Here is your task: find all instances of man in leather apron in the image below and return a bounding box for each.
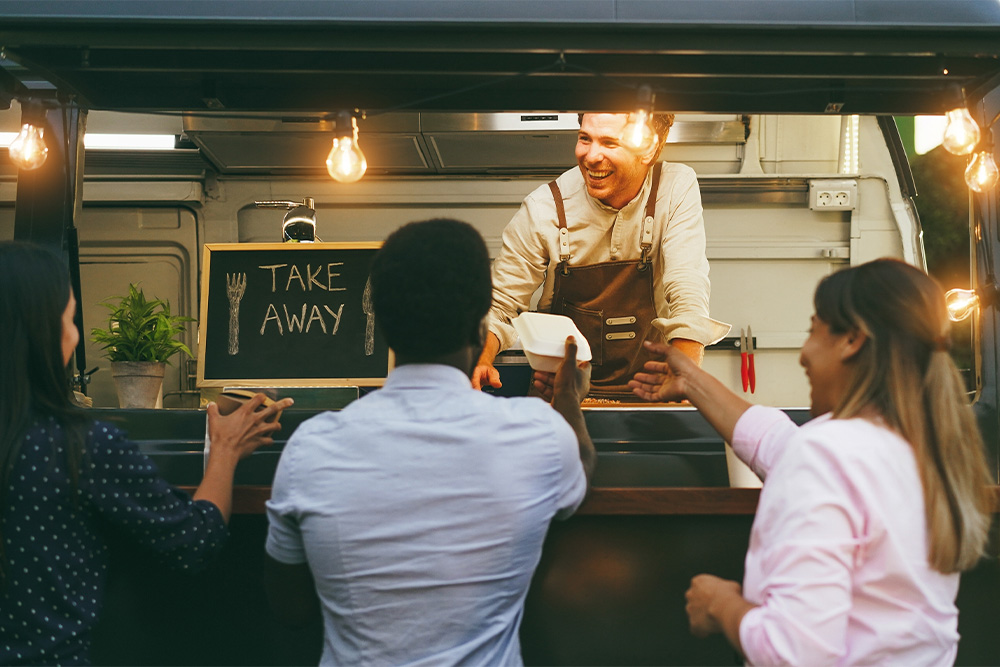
[474,112,729,400]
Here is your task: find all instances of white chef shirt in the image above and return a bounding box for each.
[487,162,729,351]
[266,363,587,666]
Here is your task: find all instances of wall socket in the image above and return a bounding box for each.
[808,179,857,211]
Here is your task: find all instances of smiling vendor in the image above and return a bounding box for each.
[472,112,729,399]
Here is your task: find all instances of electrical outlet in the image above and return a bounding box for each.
[809,179,857,211]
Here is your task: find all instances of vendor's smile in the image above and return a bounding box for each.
[575,114,654,210]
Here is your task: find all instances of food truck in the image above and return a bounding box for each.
[2,1,999,663]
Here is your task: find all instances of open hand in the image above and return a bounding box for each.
[629,340,697,403]
[207,393,295,460]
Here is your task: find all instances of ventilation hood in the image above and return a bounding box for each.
[182,112,745,176]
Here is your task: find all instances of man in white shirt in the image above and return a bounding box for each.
[473,112,728,399]
[263,218,596,666]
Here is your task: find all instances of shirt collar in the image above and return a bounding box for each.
[381,363,474,391]
[590,167,654,214]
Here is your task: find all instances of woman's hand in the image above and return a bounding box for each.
[629,340,697,403]
[685,573,754,656]
[207,394,294,462]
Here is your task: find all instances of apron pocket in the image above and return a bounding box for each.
[559,300,604,366]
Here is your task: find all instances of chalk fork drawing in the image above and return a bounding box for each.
[362,276,375,355]
[227,272,247,355]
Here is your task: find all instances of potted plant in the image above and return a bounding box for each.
[91,284,194,408]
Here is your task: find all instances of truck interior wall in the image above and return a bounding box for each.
[0,115,914,424]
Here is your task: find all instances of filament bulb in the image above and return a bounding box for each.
[965,150,999,193]
[326,114,367,183]
[942,107,980,156]
[621,108,658,156]
[944,288,979,322]
[8,122,48,170]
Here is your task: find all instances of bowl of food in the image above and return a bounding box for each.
[512,312,592,372]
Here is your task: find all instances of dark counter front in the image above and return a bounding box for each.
[87,408,1000,666]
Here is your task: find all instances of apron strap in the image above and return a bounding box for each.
[548,180,572,264]
[639,162,662,268]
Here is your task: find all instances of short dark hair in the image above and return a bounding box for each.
[370,218,492,358]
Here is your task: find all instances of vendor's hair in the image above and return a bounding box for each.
[814,258,992,573]
[0,241,88,584]
[370,218,492,359]
[578,112,675,161]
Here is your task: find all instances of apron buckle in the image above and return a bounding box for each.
[637,245,652,272]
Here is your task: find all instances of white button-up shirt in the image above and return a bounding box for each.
[266,364,587,666]
[487,163,729,351]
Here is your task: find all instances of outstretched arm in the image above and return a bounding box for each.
[196,394,294,522]
[551,337,597,486]
[629,340,750,443]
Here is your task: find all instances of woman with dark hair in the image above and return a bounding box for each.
[630,258,992,665]
[0,241,292,665]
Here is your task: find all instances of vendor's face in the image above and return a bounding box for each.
[576,113,654,210]
[799,315,851,417]
[61,291,79,366]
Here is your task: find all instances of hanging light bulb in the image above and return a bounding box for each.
[965,150,999,193]
[942,107,980,156]
[326,111,367,183]
[621,85,658,156]
[944,288,979,322]
[8,121,48,170]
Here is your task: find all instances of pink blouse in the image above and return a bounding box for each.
[732,405,960,666]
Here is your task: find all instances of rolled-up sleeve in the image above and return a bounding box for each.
[654,167,730,345]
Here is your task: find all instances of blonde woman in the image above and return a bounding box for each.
[630,258,993,665]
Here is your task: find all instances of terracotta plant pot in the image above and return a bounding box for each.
[111,361,166,409]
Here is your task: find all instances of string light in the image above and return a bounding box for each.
[945,288,980,322]
[326,111,367,183]
[942,107,980,156]
[7,101,49,170]
[966,149,999,193]
[621,85,658,156]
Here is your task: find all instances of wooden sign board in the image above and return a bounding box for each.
[197,242,390,387]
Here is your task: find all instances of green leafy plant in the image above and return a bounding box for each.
[90,284,194,363]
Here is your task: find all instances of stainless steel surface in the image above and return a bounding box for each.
[181,112,745,175]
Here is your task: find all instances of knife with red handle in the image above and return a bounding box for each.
[740,327,749,393]
[747,325,756,394]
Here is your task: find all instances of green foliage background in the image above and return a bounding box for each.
[909,144,974,374]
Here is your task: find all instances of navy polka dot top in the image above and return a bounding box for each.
[0,416,228,665]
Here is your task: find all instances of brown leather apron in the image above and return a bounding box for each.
[548,163,662,399]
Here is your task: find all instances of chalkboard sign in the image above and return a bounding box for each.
[197,242,390,387]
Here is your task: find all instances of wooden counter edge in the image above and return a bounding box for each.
[179,486,1000,516]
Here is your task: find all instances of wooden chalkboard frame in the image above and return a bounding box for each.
[197,242,392,388]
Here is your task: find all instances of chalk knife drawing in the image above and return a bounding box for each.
[227,272,247,355]
[362,276,375,355]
